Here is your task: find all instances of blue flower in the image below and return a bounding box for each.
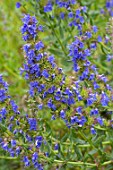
[107,55,113,61]
[0,89,7,102]
[32,152,38,163]
[79,16,84,24]
[11,140,16,147]
[106,1,111,8]
[97,117,103,126]
[60,12,65,19]
[36,53,43,61]
[76,107,82,114]
[16,147,21,156]
[89,73,95,80]
[23,44,31,53]
[71,116,79,124]
[110,10,113,16]
[48,55,55,64]
[54,90,61,101]
[90,108,99,116]
[0,108,7,118]
[90,43,97,49]
[76,9,80,16]
[47,99,56,110]
[42,69,49,78]
[79,116,87,126]
[8,124,13,131]
[60,110,66,119]
[48,86,56,94]
[35,136,43,148]
[9,149,15,157]
[38,25,44,32]
[22,14,31,25]
[1,143,9,151]
[28,118,37,131]
[51,115,56,120]
[16,2,21,8]
[27,49,35,60]
[23,156,30,167]
[92,25,98,33]
[10,100,18,113]
[97,36,102,42]
[44,3,52,12]
[91,127,96,135]
[54,144,59,150]
[93,81,100,90]
[35,41,44,51]
[37,104,43,110]
[70,0,76,5]
[68,12,74,18]
[0,75,8,89]
[85,31,92,39]
[101,92,109,106]
[82,6,87,12]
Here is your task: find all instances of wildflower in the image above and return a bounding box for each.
[32,152,38,163]
[54,144,59,150]
[42,69,49,78]
[23,156,30,167]
[91,127,96,135]
[16,2,21,8]
[28,118,37,131]
[97,36,102,42]
[60,110,66,119]
[44,3,52,12]
[35,41,44,51]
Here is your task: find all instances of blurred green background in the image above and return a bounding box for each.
[0,0,26,99]
[0,1,25,169]
[0,0,113,169]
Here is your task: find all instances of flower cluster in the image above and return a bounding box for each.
[1,1,113,169]
[106,0,113,16]
[20,11,113,139]
[0,74,47,169]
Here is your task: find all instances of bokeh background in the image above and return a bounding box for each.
[0,0,113,169]
[0,1,25,169]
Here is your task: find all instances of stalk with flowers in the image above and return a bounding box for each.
[1,0,113,169]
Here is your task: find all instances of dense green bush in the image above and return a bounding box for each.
[0,0,113,170]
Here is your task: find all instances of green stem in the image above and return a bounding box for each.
[46,14,68,57]
[91,60,110,73]
[3,64,22,80]
[61,140,111,148]
[100,42,111,52]
[78,131,96,149]
[51,136,111,148]
[0,156,112,167]
[102,160,113,166]
[0,156,17,160]
[94,126,106,131]
[54,160,97,167]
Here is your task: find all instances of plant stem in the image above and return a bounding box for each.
[100,42,111,52]
[0,156,17,160]
[46,14,68,57]
[94,126,106,131]
[54,159,97,167]
[102,160,113,166]
[3,64,22,80]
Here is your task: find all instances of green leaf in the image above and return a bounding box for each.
[61,133,69,143]
[94,135,105,146]
[74,146,83,160]
[59,26,64,39]
[49,48,63,57]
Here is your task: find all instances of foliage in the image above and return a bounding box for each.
[0,0,113,170]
